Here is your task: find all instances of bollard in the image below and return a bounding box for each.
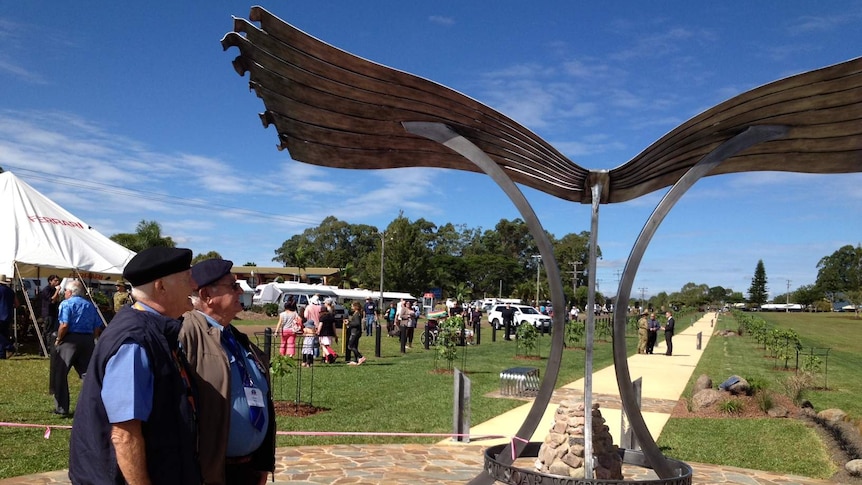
[375,321,382,357]
[620,377,642,450]
[263,327,272,360]
[453,368,471,443]
[696,331,702,350]
[475,321,481,345]
[491,322,497,342]
[424,323,430,350]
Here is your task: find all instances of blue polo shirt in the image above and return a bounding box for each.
[58,295,102,333]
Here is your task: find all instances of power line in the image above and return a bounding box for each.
[5,165,323,227]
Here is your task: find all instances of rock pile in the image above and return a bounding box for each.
[535,399,623,480]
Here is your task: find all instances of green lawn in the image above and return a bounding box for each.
[0,319,635,478]
[658,310,862,479]
[4,310,852,479]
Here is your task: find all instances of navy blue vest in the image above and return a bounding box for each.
[69,306,199,485]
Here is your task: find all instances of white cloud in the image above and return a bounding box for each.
[429,15,455,26]
[788,13,861,35]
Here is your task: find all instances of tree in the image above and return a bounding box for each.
[552,231,593,303]
[110,220,176,252]
[192,251,222,265]
[793,284,822,310]
[748,260,768,306]
[846,289,862,319]
[677,282,709,309]
[815,244,862,300]
[336,262,361,289]
[707,286,729,305]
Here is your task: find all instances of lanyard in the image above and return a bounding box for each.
[221,326,265,431]
[221,326,255,387]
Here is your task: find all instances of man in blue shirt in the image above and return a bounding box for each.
[51,279,103,416]
[69,246,200,485]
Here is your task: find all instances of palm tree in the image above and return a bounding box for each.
[110,220,175,252]
[338,262,361,289]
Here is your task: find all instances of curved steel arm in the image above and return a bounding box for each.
[611,125,789,478]
[403,121,569,485]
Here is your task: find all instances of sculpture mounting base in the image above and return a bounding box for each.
[483,443,693,485]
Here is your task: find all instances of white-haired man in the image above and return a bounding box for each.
[69,247,200,485]
[51,279,103,416]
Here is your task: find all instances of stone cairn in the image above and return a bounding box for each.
[535,399,623,480]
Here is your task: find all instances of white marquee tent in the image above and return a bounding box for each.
[1,171,136,278]
[1,171,136,355]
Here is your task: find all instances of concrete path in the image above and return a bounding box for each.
[453,311,716,448]
[0,312,841,484]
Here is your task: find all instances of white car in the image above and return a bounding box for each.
[487,304,552,332]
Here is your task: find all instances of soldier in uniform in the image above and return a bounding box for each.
[112,279,130,313]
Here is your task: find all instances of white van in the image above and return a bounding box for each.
[266,283,347,320]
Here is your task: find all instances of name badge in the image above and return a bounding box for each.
[244,386,266,407]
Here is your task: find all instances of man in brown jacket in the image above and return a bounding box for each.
[180,259,275,485]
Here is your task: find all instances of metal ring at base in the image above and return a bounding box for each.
[483,443,693,485]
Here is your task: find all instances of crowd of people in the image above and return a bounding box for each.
[4,254,685,484]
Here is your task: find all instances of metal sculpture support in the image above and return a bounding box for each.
[611,124,788,477]
[403,122,568,484]
[223,13,861,479]
[406,122,789,483]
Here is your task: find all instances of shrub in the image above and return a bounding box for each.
[781,371,815,405]
[746,376,768,395]
[263,303,279,316]
[800,353,823,374]
[516,322,539,356]
[756,391,774,413]
[718,398,744,415]
[90,291,109,307]
[435,315,463,371]
[564,319,585,347]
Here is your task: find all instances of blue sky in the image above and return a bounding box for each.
[1,1,860,299]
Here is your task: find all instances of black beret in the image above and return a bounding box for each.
[191,258,234,288]
[123,247,193,286]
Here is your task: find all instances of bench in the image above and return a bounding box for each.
[499,367,540,397]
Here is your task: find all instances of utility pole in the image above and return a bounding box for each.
[639,287,648,309]
[532,255,542,306]
[786,279,791,311]
[569,261,582,297]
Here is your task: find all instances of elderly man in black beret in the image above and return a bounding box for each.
[69,247,200,485]
[180,258,275,485]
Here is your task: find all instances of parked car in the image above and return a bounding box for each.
[278,290,348,321]
[487,304,552,332]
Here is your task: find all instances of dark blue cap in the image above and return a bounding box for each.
[191,258,234,288]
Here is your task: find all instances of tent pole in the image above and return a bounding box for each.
[14,262,48,357]
[74,269,109,328]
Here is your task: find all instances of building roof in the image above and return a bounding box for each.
[230,265,340,278]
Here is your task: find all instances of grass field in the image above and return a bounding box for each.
[0,316,635,479]
[657,310,862,479]
[2,309,855,479]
